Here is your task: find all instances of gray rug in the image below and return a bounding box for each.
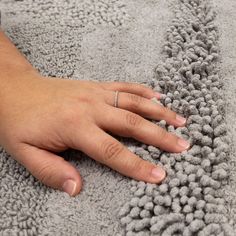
[0,0,236,235]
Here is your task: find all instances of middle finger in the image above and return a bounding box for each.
[96,105,190,153]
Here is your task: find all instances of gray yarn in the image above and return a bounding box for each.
[0,0,235,235]
[119,0,235,235]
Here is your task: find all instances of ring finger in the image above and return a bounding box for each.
[103,90,187,127]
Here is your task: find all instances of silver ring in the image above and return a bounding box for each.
[114,91,119,108]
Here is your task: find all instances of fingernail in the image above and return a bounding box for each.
[62,179,77,196]
[151,166,166,181]
[175,115,186,125]
[154,92,162,99]
[177,138,190,150]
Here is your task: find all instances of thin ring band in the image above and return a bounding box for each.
[114,91,119,108]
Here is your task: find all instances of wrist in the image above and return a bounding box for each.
[0,31,42,98]
[0,30,40,86]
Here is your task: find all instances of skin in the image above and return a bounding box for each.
[0,30,190,196]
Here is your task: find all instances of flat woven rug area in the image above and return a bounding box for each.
[1,0,236,235]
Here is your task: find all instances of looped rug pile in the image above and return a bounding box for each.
[1,0,236,235]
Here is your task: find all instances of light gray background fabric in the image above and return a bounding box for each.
[215,0,236,228]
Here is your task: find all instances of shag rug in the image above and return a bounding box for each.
[1,0,236,235]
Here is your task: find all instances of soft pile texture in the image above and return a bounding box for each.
[119,0,235,235]
[0,0,236,235]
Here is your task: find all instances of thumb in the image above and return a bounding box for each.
[14,144,82,197]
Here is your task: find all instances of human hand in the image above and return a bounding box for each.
[0,73,189,197]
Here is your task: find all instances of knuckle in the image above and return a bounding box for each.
[132,159,147,176]
[158,128,173,147]
[163,106,174,116]
[157,105,167,115]
[157,106,169,119]
[139,85,150,96]
[128,93,143,109]
[158,127,168,141]
[158,106,176,119]
[125,112,143,129]
[101,139,124,162]
[36,161,55,184]
[169,110,177,119]
[132,157,143,173]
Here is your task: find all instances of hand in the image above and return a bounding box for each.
[0,73,189,196]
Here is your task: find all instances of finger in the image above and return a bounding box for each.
[104,91,186,127]
[14,144,82,197]
[99,81,161,99]
[96,105,190,153]
[72,124,166,184]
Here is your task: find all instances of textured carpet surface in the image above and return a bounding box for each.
[0,0,236,235]
[0,0,170,235]
[119,1,235,235]
[215,0,236,230]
